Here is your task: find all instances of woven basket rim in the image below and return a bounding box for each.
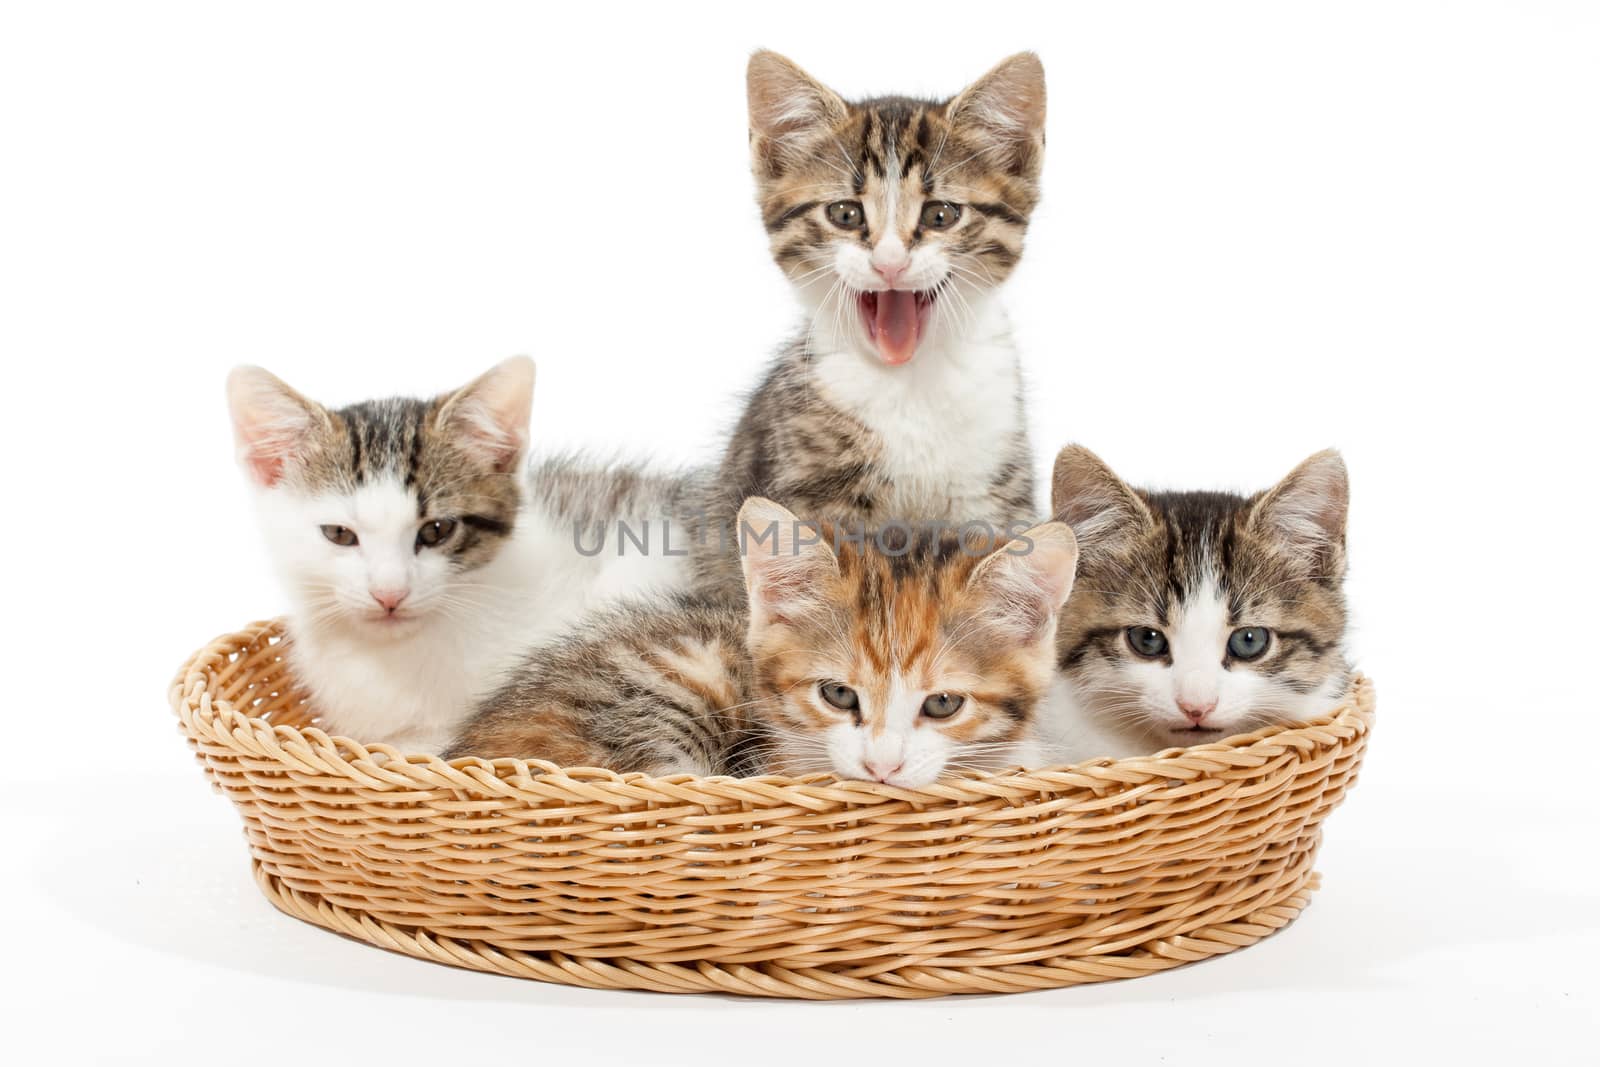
[172,617,1375,998]
[171,618,1374,805]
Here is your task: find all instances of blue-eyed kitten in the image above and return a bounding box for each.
[1037,445,1353,761]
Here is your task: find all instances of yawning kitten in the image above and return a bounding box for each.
[226,358,690,753]
[682,52,1048,597]
[1036,445,1353,762]
[447,498,1078,788]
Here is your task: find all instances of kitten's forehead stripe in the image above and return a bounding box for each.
[405,414,423,490]
[346,417,363,485]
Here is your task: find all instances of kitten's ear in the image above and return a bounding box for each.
[226,366,329,488]
[1249,449,1349,576]
[747,50,847,177]
[1051,445,1152,554]
[967,522,1079,640]
[947,52,1046,179]
[738,496,839,629]
[436,356,535,473]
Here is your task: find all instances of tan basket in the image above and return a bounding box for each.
[170,619,1373,999]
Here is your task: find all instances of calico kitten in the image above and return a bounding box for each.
[681,51,1049,597]
[1037,445,1353,761]
[226,358,690,753]
[447,498,1078,788]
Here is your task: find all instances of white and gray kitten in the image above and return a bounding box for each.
[226,357,690,753]
[1036,445,1353,762]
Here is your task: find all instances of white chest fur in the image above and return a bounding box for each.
[1030,675,1150,764]
[810,301,1027,520]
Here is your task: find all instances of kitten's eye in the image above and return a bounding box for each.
[919,200,960,230]
[320,525,358,547]
[920,692,965,719]
[1227,627,1271,660]
[825,200,865,230]
[819,682,860,711]
[416,518,457,549]
[1126,626,1169,658]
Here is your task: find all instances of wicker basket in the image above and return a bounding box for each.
[170,619,1373,999]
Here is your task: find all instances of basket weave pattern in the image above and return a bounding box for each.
[171,620,1373,999]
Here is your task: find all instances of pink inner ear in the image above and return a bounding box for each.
[229,368,318,488]
[977,548,1075,641]
[453,408,523,472]
[753,564,805,625]
[246,452,286,487]
[486,439,521,473]
[748,545,831,627]
[236,416,302,487]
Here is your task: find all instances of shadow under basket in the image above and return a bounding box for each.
[171,619,1374,1000]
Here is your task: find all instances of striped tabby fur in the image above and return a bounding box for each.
[679,52,1048,598]
[448,499,1078,788]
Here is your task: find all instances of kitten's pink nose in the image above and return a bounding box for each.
[870,242,911,288]
[864,759,904,782]
[370,588,409,613]
[1177,698,1217,724]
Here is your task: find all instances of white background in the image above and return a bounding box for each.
[4,1,1597,1063]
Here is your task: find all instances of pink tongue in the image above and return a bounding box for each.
[873,290,921,365]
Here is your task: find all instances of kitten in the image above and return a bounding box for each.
[447,498,1078,788]
[1036,445,1353,762]
[226,358,690,753]
[680,51,1049,597]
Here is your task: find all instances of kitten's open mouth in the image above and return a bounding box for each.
[859,289,935,366]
